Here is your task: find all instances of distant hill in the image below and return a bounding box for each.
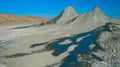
[0,14,50,23]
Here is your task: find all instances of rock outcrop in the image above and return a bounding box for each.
[76,22,120,67]
[91,23,120,67]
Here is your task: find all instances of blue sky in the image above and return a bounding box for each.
[0,0,120,19]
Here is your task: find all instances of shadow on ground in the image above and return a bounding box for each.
[1,22,115,67]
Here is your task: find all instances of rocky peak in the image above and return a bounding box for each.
[90,6,106,17]
[70,6,109,26]
[92,6,102,14]
[64,6,76,13]
[52,6,78,24]
[84,6,109,23]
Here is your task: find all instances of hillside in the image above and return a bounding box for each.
[0,14,50,25]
